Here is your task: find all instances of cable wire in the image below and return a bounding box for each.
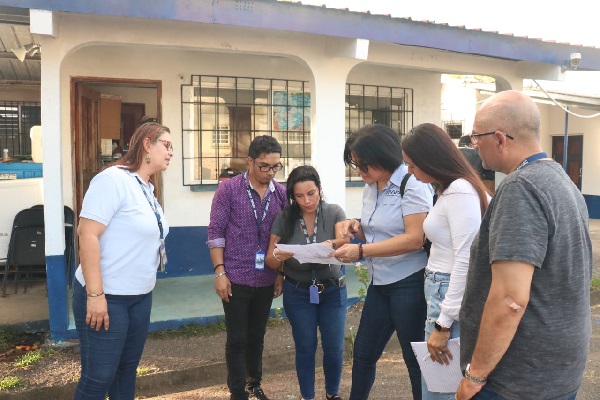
[532,79,600,118]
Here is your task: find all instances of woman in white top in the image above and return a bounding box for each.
[401,123,490,400]
[73,122,173,400]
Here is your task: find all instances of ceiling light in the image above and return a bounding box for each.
[11,43,41,62]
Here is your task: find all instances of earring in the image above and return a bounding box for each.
[145,153,150,164]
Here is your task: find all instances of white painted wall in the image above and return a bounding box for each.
[0,85,40,102]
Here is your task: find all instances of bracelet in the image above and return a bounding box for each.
[215,271,227,279]
[213,263,225,271]
[87,291,104,298]
[272,248,284,262]
[464,363,487,384]
[358,243,364,259]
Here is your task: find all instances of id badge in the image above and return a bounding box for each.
[309,284,320,304]
[255,250,265,270]
[158,240,167,272]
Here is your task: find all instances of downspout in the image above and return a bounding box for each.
[562,107,569,171]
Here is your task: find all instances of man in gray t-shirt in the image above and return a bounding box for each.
[457,91,592,400]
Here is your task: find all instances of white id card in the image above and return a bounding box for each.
[255,250,265,270]
[158,240,167,272]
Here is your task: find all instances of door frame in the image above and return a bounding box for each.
[551,134,583,190]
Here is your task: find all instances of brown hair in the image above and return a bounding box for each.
[105,122,170,192]
[401,123,489,216]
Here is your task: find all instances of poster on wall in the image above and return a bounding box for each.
[273,91,310,131]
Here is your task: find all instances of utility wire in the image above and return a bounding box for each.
[532,79,600,118]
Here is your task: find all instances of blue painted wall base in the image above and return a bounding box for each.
[46,254,69,341]
[584,195,600,219]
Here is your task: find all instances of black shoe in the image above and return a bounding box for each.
[326,395,342,400]
[247,384,270,400]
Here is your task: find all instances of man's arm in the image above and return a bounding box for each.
[456,260,535,399]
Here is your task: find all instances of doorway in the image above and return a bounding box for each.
[552,135,583,190]
[71,77,162,216]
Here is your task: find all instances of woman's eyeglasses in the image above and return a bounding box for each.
[253,160,283,172]
[348,160,368,172]
[157,139,174,151]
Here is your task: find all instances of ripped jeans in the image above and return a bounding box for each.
[422,268,461,400]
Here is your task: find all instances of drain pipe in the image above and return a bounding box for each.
[563,107,569,171]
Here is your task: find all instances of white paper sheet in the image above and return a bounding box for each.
[410,338,462,393]
[275,243,343,265]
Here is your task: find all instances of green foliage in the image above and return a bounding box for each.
[136,367,153,376]
[354,262,369,302]
[13,349,44,367]
[0,376,23,391]
[591,278,600,291]
[0,326,20,353]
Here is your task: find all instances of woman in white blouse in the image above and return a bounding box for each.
[401,123,490,400]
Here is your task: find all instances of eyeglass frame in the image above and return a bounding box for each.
[470,130,515,144]
[348,159,369,172]
[253,159,284,172]
[157,139,174,151]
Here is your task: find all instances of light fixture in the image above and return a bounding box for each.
[11,43,41,62]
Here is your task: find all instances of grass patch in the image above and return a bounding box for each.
[592,278,600,291]
[136,367,153,376]
[148,320,226,339]
[0,376,23,391]
[13,350,44,368]
[0,326,20,353]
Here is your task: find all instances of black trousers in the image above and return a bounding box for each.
[223,282,274,399]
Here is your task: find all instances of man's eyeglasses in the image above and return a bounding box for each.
[470,131,514,144]
[157,139,174,152]
[348,160,368,172]
[253,160,283,172]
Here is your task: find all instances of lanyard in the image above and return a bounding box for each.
[135,176,164,240]
[245,185,272,246]
[299,209,319,244]
[517,152,549,170]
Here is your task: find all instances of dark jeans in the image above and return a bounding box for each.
[349,270,426,400]
[474,385,577,400]
[223,282,274,399]
[283,279,347,399]
[72,280,152,400]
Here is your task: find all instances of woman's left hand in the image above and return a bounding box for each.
[273,274,284,298]
[427,329,452,364]
[330,243,360,264]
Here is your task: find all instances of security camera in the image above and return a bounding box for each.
[570,53,582,68]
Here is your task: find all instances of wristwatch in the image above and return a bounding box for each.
[434,321,450,332]
[464,363,487,384]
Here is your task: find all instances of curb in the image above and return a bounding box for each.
[0,349,297,400]
[2,292,599,399]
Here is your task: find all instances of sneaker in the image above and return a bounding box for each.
[247,384,270,400]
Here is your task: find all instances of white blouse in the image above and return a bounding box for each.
[423,178,486,327]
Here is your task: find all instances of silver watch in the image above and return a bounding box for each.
[465,363,487,384]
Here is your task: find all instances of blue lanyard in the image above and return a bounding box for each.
[517,152,549,170]
[135,176,164,240]
[299,209,319,244]
[245,185,272,247]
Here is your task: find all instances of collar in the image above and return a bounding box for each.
[243,171,276,193]
[125,169,154,191]
[389,164,409,188]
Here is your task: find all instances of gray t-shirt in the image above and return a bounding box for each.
[271,201,346,282]
[460,160,592,400]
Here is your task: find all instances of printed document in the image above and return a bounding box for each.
[411,338,462,393]
[275,243,342,265]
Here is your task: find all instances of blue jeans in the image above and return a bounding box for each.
[283,279,347,399]
[474,385,577,400]
[222,283,274,399]
[422,269,460,400]
[349,270,426,400]
[72,280,152,400]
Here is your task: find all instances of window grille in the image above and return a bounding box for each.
[0,102,41,159]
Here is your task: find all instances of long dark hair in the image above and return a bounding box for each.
[401,123,489,216]
[344,124,403,174]
[279,165,325,243]
[105,122,170,194]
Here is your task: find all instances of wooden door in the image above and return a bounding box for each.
[74,85,101,215]
[552,135,583,190]
[121,103,145,147]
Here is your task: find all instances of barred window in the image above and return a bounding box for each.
[444,121,463,139]
[0,102,41,159]
[181,75,310,185]
[345,84,413,181]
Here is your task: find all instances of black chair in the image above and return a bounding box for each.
[6,207,46,294]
